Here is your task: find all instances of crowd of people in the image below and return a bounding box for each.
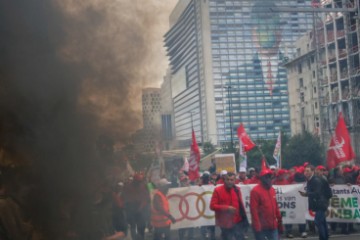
[105,160,360,240]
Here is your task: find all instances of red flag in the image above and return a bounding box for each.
[327,112,356,169]
[261,157,268,172]
[237,124,256,152]
[188,129,200,181]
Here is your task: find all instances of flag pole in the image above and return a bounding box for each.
[256,145,268,166]
[279,130,282,169]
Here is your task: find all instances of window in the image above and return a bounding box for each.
[299,78,304,87]
[298,64,302,73]
[313,86,317,94]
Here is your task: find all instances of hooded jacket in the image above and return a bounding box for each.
[250,183,282,232]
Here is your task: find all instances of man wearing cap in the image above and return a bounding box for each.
[315,166,327,180]
[250,167,283,240]
[210,172,248,240]
[237,167,248,184]
[216,170,228,185]
[151,179,176,240]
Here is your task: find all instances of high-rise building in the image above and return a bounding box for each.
[284,0,360,157]
[142,88,162,152]
[165,0,314,146]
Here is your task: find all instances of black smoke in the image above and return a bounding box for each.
[0,0,175,237]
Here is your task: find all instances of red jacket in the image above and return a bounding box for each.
[210,185,245,228]
[250,183,282,232]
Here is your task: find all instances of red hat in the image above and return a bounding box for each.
[276,169,288,176]
[303,162,309,167]
[296,166,305,174]
[352,166,360,172]
[343,167,353,174]
[259,158,272,177]
[316,165,326,171]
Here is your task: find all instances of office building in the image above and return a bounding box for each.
[165,0,314,146]
[285,0,360,157]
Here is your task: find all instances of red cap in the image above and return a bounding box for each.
[303,162,309,167]
[296,166,305,174]
[276,169,288,176]
[316,165,326,171]
[343,167,353,173]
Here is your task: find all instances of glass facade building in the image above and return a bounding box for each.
[165,0,315,145]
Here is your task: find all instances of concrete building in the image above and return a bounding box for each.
[284,0,360,158]
[142,88,162,152]
[164,0,314,147]
[285,32,321,135]
[160,70,175,150]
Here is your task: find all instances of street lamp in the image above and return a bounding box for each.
[224,85,234,152]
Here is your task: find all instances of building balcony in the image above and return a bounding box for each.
[338,49,347,59]
[320,78,328,85]
[330,74,338,83]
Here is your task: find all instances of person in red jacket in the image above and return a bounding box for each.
[250,168,283,240]
[210,172,248,240]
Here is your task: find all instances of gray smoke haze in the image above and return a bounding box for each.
[0,0,176,237]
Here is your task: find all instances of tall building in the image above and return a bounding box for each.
[142,88,162,152]
[165,0,314,146]
[285,0,360,157]
[285,32,321,135]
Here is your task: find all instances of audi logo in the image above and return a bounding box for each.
[168,191,215,221]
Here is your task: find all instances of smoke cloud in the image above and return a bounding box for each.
[0,0,176,237]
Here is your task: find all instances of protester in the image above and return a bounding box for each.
[250,166,283,240]
[248,167,256,179]
[315,166,326,180]
[216,170,228,185]
[300,165,332,240]
[111,182,127,236]
[210,172,219,185]
[124,172,150,240]
[151,178,176,240]
[200,172,216,240]
[237,167,248,184]
[210,172,248,240]
[283,167,307,238]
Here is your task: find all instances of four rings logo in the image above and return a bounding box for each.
[168,191,215,221]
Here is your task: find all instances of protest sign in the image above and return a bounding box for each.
[215,154,236,174]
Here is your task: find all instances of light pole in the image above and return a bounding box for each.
[224,85,234,152]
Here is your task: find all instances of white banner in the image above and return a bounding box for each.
[168,184,307,229]
[306,184,360,223]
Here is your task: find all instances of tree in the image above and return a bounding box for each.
[282,131,325,169]
[246,132,290,170]
[247,139,276,170]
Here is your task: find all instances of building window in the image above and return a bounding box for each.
[299,78,304,88]
[313,86,317,94]
[298,64,302,73]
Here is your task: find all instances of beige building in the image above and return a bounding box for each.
[284,0,360,159]
[285,32,321,135]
